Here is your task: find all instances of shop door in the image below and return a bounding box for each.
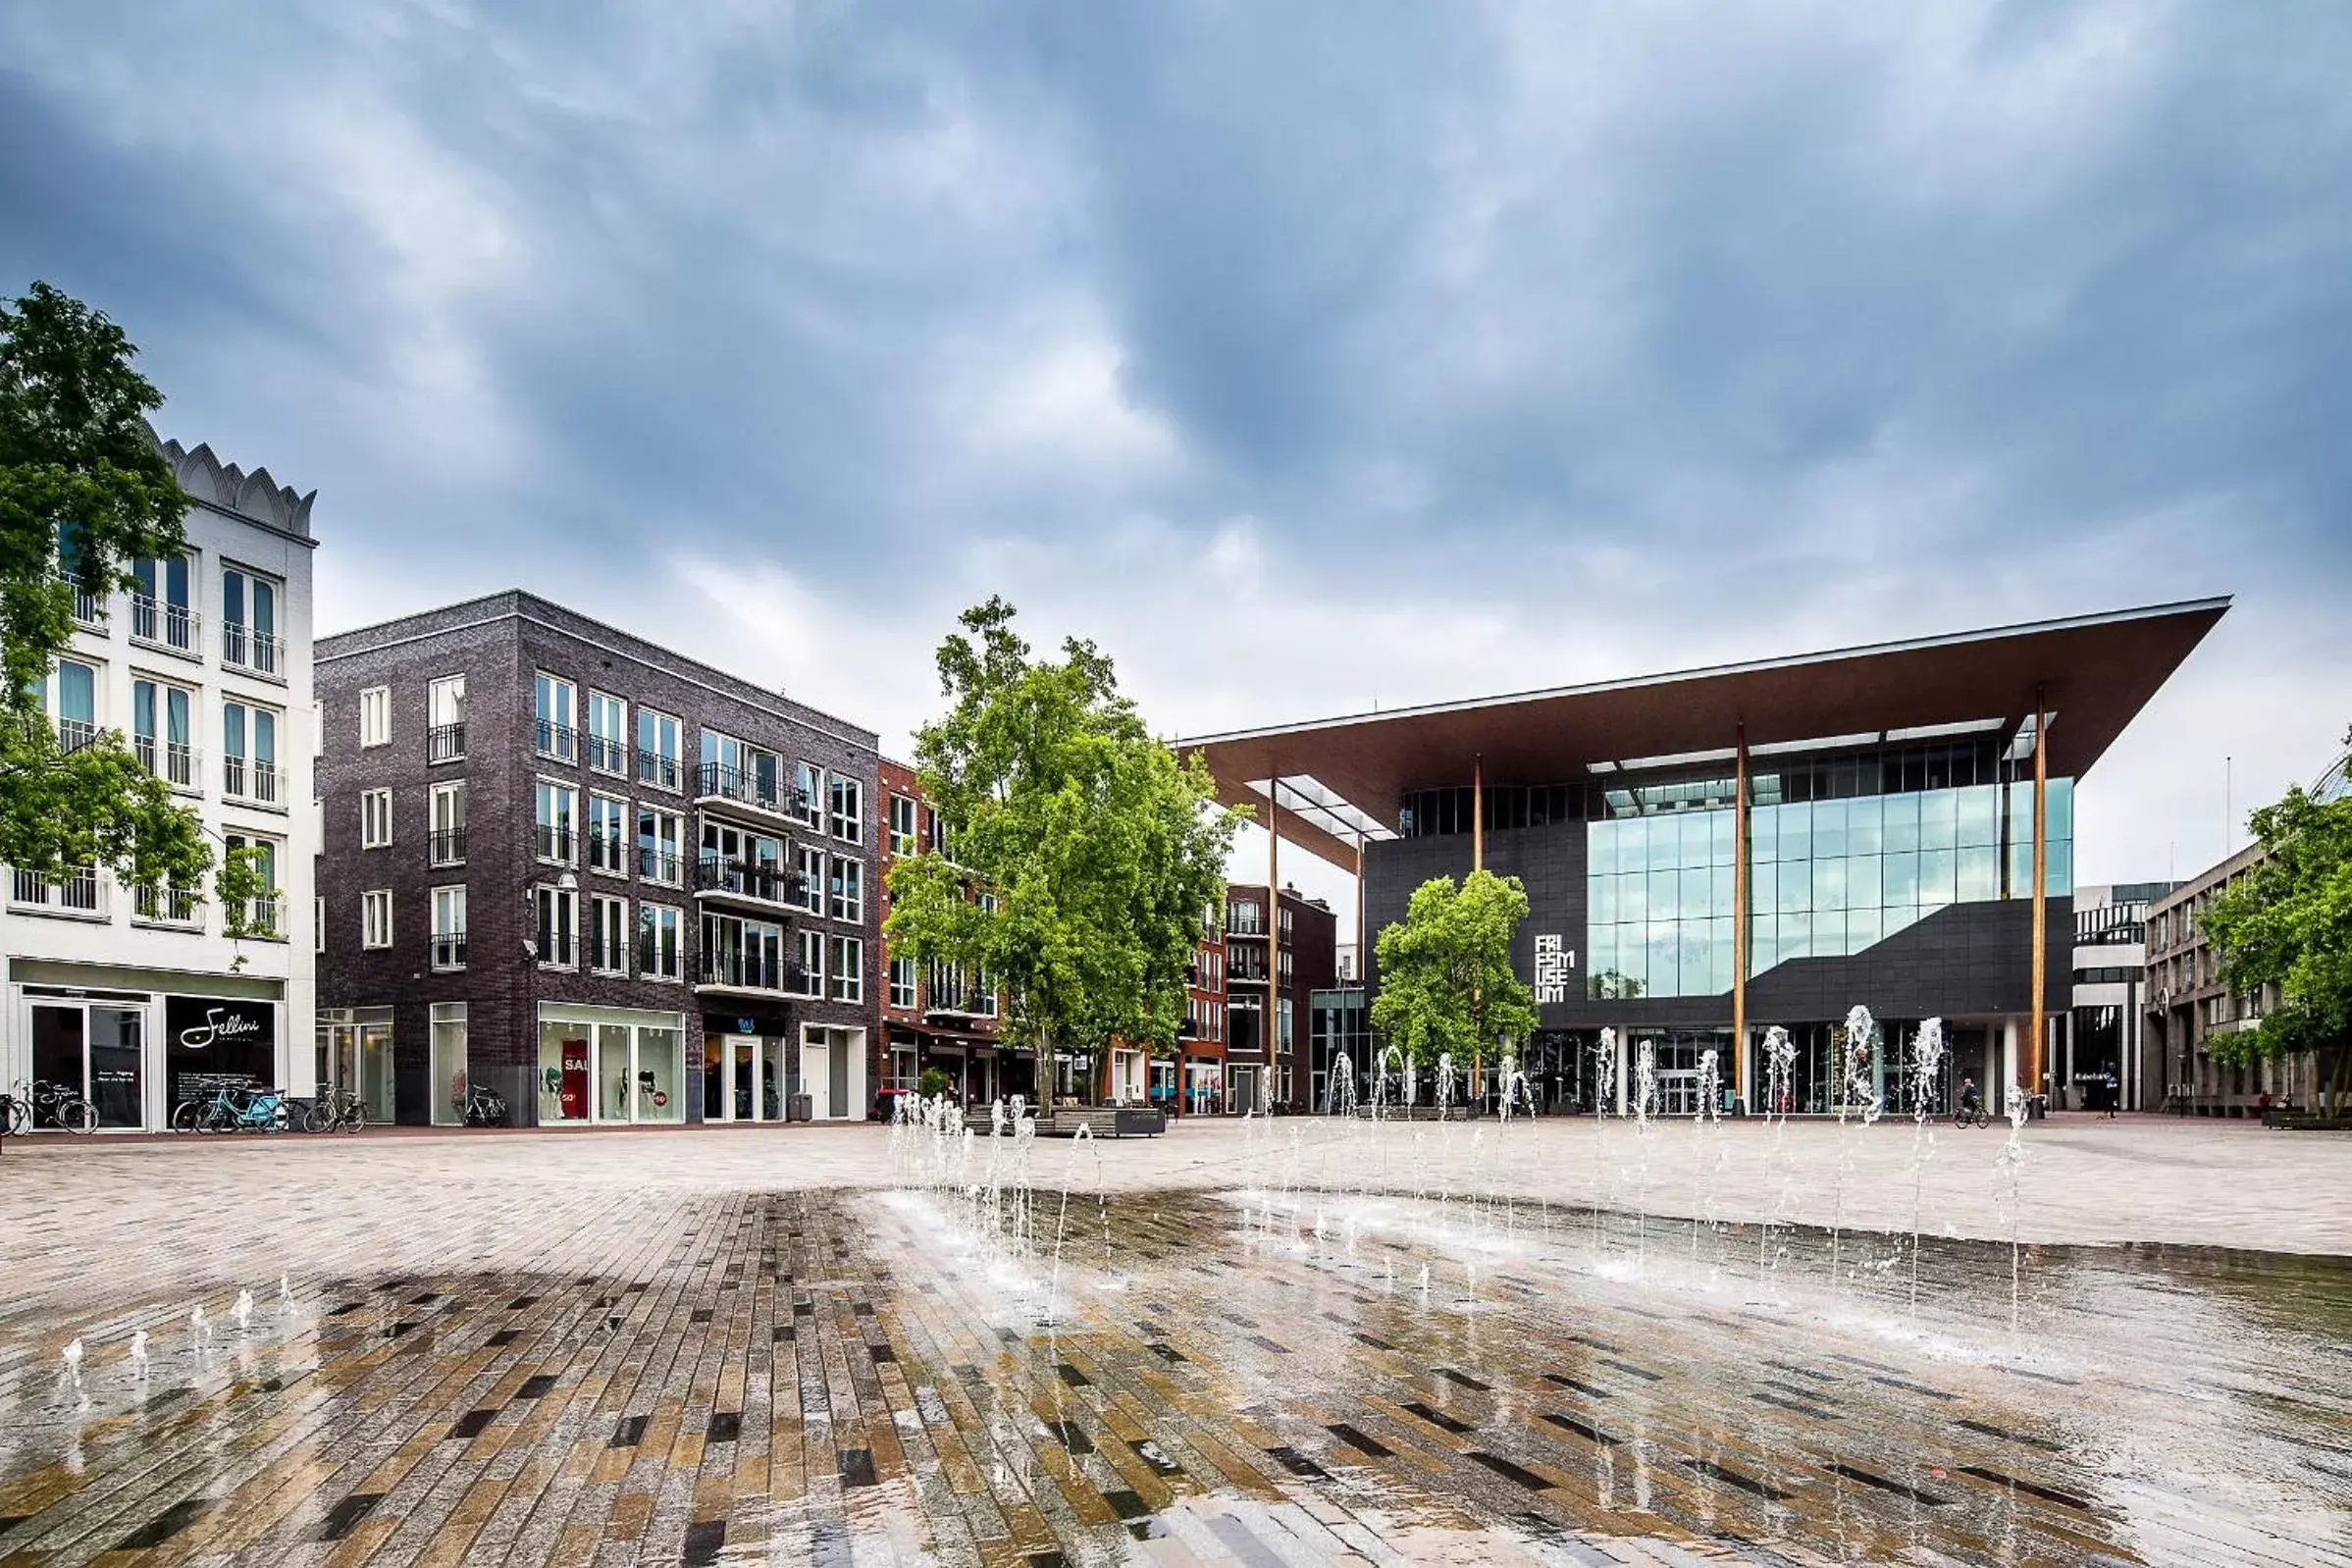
[1656,1070,1700,1117]
[360,1021,397,1123]
[88,1008,143,1127]
[732,1040,757,1121]
[28,1005,86,1128]
[802,1035,832,1120]
[759,1038,786,1120]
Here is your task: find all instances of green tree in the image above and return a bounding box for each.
[2,281,249,919]
[883,598,1246,1101]
[2203,727,2352,1114]
[1370,869,1540,1070]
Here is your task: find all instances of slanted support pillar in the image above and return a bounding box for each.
[2030,685,2049,1111]
[1733,722,1751,1112]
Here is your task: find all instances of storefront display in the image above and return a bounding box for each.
[165,995,277,1108]
[538,1006,687,1124]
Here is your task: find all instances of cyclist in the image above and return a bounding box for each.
[1959,1075,1983,1124]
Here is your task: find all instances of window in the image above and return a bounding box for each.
[889,795,917,856]
[46,657,99,754]
[829,857,862,923]
[588,793,628,874]
[223,832,282,937]
[889,956,916,1009]
[638,903,683,980]
[831,936,863,1003]
[534,672,576,760]
[793,843,825,915]
[362,889,392,949]
[793,929,825,996]
[588,691,628,775]
[430,781,467,864]
[223,700,282,805]
[221,565,283,676]
[131,678,196,790]
[315,896,325,952]
[535,883,577,967]
[536,780,578,862]
[361,788,392,848]
[637,806,684,884]
[428,675,465,762]
[130,554,196,654]
[794,761,822,826]
[699,730,781,810]
[360,686,391,748]
[590,894,629,974]
[701,912,788,990]
[636,707,682,790]
[829,773,862,843]
[432,886,467,970]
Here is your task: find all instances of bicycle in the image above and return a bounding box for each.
[463,1083,508,1127]
[178,1085,290,1134]
[1954,1103,1991,1129]
[303,1088,366,1134]
[11,1079,98,1133]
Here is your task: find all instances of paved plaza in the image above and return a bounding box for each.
[1,1119,2347,1566]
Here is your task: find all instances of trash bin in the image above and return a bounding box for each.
[787,1093,813,1124]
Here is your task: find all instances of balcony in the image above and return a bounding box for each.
[221,622,286,681]
[534,825,576,863]
[535,720,577,763]
[222,756,283,808]
[693,761,800,821]
[432,929,469,970]
[63,574,105,630]
[11,865,106,918]
[588,928,629,974]
[429,827,468,865]
[134,737,200,793]
[693,855,807,910]
[637,846,685,886]
[636,747,682,791]
[232,894,287,942]
[695,948,807,997]
[133,882,202,928]
[129,595,201,658]
[56,718,98,756]
[427,722,466,764]
[586,734,629,775]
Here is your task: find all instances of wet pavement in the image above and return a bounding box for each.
[2,1125,2348,1565]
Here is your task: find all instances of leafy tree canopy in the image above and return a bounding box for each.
[883,598,1245,1077]
[1369,868,1539,1068]
[1,281,255,920]
[2204,728,2352,1097]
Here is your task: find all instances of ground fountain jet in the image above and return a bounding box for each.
[1589,1028,1621,1262]
[1632,1036,1657,1276]
[1830,1005,1880,1284]
[1998,1071,2033,1334]
[1908,1018,1947,1320]
[1759,1025,1799,1283]
[1693,1048,1726,1278]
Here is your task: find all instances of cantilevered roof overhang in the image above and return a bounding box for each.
[1176,598,2229,866]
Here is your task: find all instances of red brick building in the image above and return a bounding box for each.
[874,758,1012,1107]
[1222,882,1338,1113]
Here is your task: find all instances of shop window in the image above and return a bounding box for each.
[430,1003,468,1126]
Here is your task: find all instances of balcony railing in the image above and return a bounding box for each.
[587,734,629,775]
[432,929,469,970]
[427,722,466,764]
[134,737,200,791]
[223,756,282,806]
[586,830,630,875]
[636,747,681,790]
[56,718,98,755]
[638,846,684,885]
[696,948,805,994]
[589,928,629,973]
[535,720,577,762]
[129,594,200,656]
[221,622,286,679]
[64,574,105,629]
[535,825,576,862]
[11,865,105,916]
[636,938,682,979]
[694,855,807,906]
[231,894,287,941]
[429,827,468,865]
[693,761,797,815]
[133,882,202,926]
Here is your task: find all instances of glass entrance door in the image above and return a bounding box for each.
[732,1040,757,1121]
[26,1003,145,1128]
[759,1037,786,1120]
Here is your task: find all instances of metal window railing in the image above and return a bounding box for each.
[535,719,577,761]
[129,594,200,654]
[432,929,469,969]
[636,747,681,790]
[221,621,286,678]
[63,574,105,628]
[535,825,575,862]
[427,723,466,764]
[638,846,684,885]
[429,827,468,864]
[637,934,683,979]
[224,756,281,805]
[56,718,98,755]
[134,882,201,925]
[694,855,807,906]
[11,865,105,915]
[696,947,801,993]
[587,734,629,774]
[586,829,630,874]
[231,893,286,940]
[693,761,789,813]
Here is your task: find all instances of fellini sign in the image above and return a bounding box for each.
[1533,934,1578,1005]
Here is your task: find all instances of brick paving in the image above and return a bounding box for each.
[0,1120,2347,1566]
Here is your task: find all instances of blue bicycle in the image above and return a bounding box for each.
[172,1085,290,1134]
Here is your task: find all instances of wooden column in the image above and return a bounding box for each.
[2029,688,2049,1105]
[1472,755,1485,871]
[1733,723,1750,1110]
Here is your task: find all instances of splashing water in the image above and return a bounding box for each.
[1998,1076,2032,1334]
[1590,1028,1621,1262]
[1759,1025,1799,1284]
[1907,1018,1947,1319]
[1633,1037,1656,1277]
[1831,1006,1879,1285]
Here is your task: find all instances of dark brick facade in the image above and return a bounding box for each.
[873,758,1009,1104]
[316,593,879,1125]
[1224,882,1338,1111]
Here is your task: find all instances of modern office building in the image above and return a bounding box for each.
[2068,881,2171,1111]
[314,593,878,1126]
[874,757,1005,1106]
[1221,882,1338,1113]
[3,434,319,1129]
[1181,600,2228,1117]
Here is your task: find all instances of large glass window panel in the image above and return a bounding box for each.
[1811,856,1848,912]
[1958,845,1999,902]
[1680,924,1709,995]
[1750,860,1775,915]
[1882,792,1919,853]
[1781,911,1811,963]
[1811,798,1848,860]
[1587,924,1615,990]
[1848,795,1883,855]
[1848,852,1881,910]
[638,1026,685,1123]
[1678,813,1710,870]
[1957,784,2000,847]
[1648,867,1679,920]
[1881,903,1919,943]
[1813,908,1847,957]
[1592,874,1616,925]
[1679,866,1709,917]
[1711,862,1737,918]
[1776,857,1808,915]
[1883,850,1918,909]
[1919,789,1958,851]
[1779,806,1811,863]
[1751,915,1776,974]
[1848,903,1883,951]
[1710,810,1737,865]
[1619,870,1646,922]
[1647,923,1679,995]
[2050,777,2074,843]
[1708,916,1735,992]
[1750,804,1777,862]
[2008,837,2032,898]
[2046,839,2074,895]
[1919,847,1958,908]
[1588,821,1616,876]
[1617,927,1647,995]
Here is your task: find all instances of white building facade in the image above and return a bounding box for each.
[3,435,319,1130]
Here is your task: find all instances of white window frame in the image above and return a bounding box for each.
[362,888,393,950]
[360,685,391,748]
[638,902,683,982]
[830,856,862,924]
[794,760,822,827]
[361,787,392,849]
[316,896,326,953]
[889,956,916,1010]
[829,773,862,843]
[831,935,863,1004]
[588,792,629,876]
[534,671,577,761]
[590,893,629,976]
[430,781,466,865]
[793,843,825,915]
[889,794,917,857]
[587,690,628,776]
[431,885,467,971]
[793,929,825,997]
[427,674,465,762]
[639,806,685,885]
[535,883,577,969]
[637,707,683,791]
[536,779,579,865]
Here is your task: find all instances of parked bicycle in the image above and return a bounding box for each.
[6,1079,99,1133]
[300,1088,366,1134]
[170,1085,291,1134]
[463,1082,509,1127]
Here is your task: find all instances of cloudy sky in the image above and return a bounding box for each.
[8,1,2348,929]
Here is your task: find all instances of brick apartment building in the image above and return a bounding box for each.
[315,593,879,1126]
[1221,882,1338,1113]
[1180,917,1228,1114]
[873,758,1009,1106]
